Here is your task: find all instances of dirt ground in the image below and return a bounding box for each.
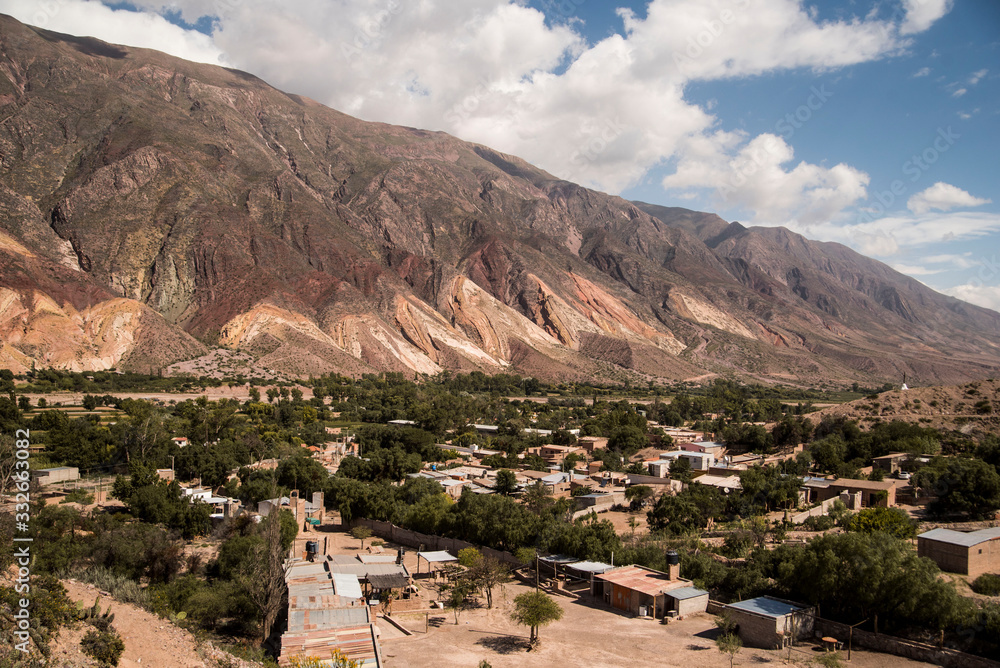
[298,525,932,668]
[52,579,259,668]
[380,578,932,668]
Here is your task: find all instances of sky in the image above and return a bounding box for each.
[2,0,998,311]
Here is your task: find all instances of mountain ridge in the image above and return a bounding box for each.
[0,15,997,384]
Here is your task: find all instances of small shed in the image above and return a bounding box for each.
[917,527,1000,577]
[725,596,815,649]
[595,565,707,619]
[663,586,710,617]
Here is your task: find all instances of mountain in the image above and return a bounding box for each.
[0,15,997,385]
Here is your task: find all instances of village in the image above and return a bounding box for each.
[18,382,1000,668]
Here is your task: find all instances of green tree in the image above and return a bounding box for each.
[510,591,563,646]
[466,555,510,609]
[769,532,965,632]
[912,457,1000,519]
[845,507,916,539]
[715,632,742,668]
[624,485,653,509]
[647,484,725,534]
[239,508,288,642]
[493,469,518,496]
[350,526,373,549]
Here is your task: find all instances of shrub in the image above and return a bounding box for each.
[971,574,1000,596]
[802,515,835,531]
[80,628,125,667]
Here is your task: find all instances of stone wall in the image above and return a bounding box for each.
[815,618,999,668]
[351,518,524,568]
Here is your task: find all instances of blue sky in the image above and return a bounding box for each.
[1,0,997,310]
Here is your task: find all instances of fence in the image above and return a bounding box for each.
[813,618,999,668]
[789,497,840,524]
[351,518,524,568]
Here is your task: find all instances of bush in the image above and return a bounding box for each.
[802,515,835,531]
[971,574,1000,596]
[81,628,125,667]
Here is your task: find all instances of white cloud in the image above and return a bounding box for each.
[900,0,953,35]
[942,284,1000,313]
[662,131,870,225]
[952,87,967,97]
[0,0,223,64]
[891,263,944,276]
[805,212,1000,257]
[922,253,977,269]
[907,182,992,214]
[0,0,954,204]
[912,66,931,77]
[969,68,988,85]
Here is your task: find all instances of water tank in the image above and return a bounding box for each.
[306,541,319,554]
[665,550,680,566]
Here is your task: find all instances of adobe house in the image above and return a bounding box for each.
[725,596,815,649]
[806,478,897,508]
[577,436,609,453]
[594,552,708,619]
[917,527,1000,577]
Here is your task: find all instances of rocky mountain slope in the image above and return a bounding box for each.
[0,15,997,384]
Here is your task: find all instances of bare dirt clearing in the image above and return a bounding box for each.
[380,578,931,668]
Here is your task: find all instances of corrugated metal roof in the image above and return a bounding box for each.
[565,561,614,574]
[331,573,364,600]
[666,586,709,600]
[918,527,1000,547]
[357,555,398,564]
[417,550,457,563]
[539,554,581,565]
[728,596,807,618]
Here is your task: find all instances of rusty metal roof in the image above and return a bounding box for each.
[596,565,688,597]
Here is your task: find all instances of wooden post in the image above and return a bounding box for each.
[425,612,428,634]
[535,555,539,590]
[848,626,853,661]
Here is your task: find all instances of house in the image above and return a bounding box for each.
[259,490,325,530]
[872,452,909,474]
[680,441,726,457]
[824,478,897,508]
[279,558,380,667]
[662,427,705,444]
[435,443,501,459]
[539,471,586,494]
[594,557,708,619]
[659,450,715,471]
[693,474,742,493]
[576,492,624,514]
[156,469,175,482]
[577,436,609,453]
[538,444,585,465]
[917,527,1000,577]
[438,478,469,499]
[171,436,189,448]
[725,596,815,649]
[645,459,671,478]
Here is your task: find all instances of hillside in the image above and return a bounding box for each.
[808,378,1000,441]
[0,14,998,384]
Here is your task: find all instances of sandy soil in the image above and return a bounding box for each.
[53,580,236,668]
[297,524,931,668]
[380,578,932,668]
